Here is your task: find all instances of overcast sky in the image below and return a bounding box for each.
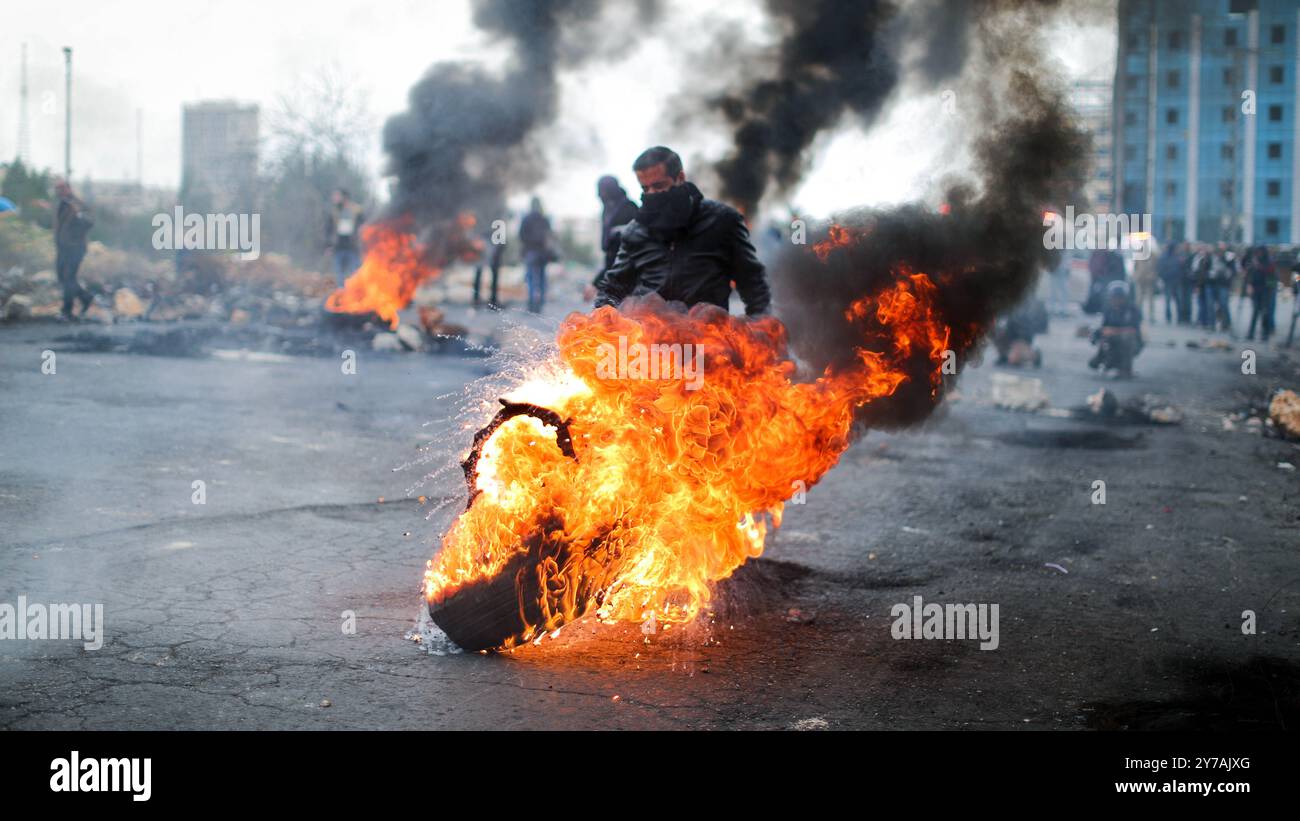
[0,0,1116,218]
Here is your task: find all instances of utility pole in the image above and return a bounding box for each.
[62,46,72,180]
[18,43,31,165]
[136,108,143,188]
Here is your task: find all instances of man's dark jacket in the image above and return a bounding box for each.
[594,191,771,316]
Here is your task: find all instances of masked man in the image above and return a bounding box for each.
[593,146,770,316]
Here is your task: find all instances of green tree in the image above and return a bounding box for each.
[1,160,55,227]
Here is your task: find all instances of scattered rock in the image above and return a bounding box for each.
[1087,388,1119,417]
[417,306,445,336]
[112,287,146,319]
[1268,390,1300,439]
[790,717,829,731]
[395,323,425,352]
[1145,403,1183,424]
[2,293,33,321]
[431,322,469,339]
[991,372,1049,411]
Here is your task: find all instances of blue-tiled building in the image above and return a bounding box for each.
[1114,0,1300,244]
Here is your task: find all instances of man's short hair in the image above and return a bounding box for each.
[633,146,683,179]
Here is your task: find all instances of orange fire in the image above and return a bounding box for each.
[325,222,441,329]
[423,256,954,649]
[813,223,854,261]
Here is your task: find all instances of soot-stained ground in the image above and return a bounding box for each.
[2,288,1298,730]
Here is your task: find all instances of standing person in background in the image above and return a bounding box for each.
[1190,243,1213,328]
[1207,243,1236,335]
[1287,254,1300,347]
[1157,242,1186,324]
[473,220,505,309]
[520,197,554,314]
[1131,238,1158,324]
[1047,252,1071,316]
[1242,245,1277,342]
[1084,248,1125,314]
[327,189,365,287]
[589,175,638,300]
[51,178,94,320]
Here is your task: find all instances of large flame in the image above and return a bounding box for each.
[424,254,955,648]
[325,221,443,329]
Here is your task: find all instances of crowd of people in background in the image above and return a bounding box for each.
[999,236,1300,380]
[1095,240,1299,344]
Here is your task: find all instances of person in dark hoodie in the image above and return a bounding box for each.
[51,177,94,320]
[1242,245,1278,342]
[586,175,638,301]
[593,146,770,316]
[595,175,638,279]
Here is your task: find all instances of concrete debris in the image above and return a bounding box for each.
[991,372,1049,411]
[2,294,33,321]
[1269,390,1300,439]
[790,717,830,731]
[1087,388,1119,417]
[1145,403,1182,424]
[395,323,425,352]
[112,288,146,319]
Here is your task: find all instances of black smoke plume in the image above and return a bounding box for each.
[706,0,902,217]
[380,0,660,260]
[722,1,1091,427]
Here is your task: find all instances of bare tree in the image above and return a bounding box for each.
[260,63,376,268]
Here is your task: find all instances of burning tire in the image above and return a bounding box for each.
[427,399,592,651]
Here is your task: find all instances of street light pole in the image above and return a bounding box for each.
[62,46,72,180]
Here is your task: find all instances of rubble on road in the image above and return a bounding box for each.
[2,293,33,321]
[2,241,493,357]
[113,288,146,319]
[1185,338,1234,351]
[395,324,425,352]
[991,372,1049,411]
[1071,390,1182,425]
[418,305,469,339]
[1269,390,1300,439]
[1086,388,1119,417]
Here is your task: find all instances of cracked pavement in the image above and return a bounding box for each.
[2,300,1299,730]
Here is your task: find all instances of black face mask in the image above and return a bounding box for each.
[638,182,700,233]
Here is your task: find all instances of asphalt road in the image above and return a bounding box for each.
[2,293,1298,730]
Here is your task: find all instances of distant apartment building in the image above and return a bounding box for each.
[181,101,258,211]
[1071,77,1114,213]
[1113,0,1300,244]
